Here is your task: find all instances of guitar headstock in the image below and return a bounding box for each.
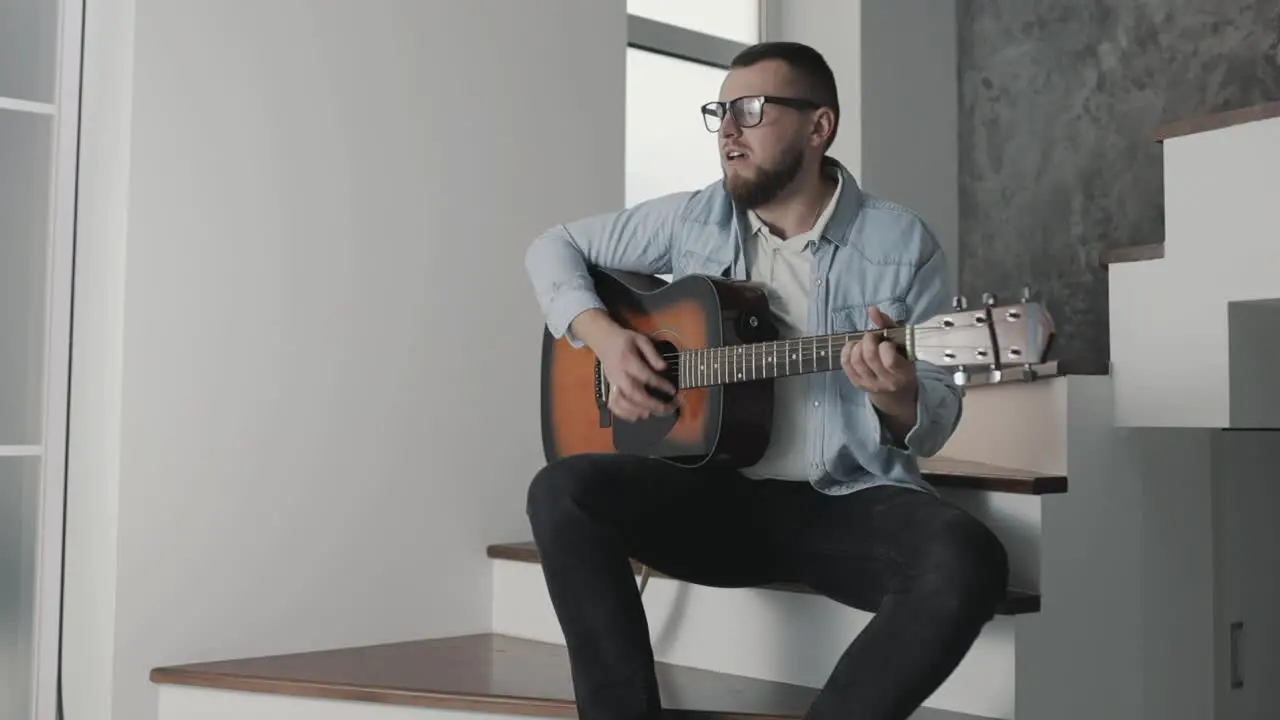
[912,289,1054,385]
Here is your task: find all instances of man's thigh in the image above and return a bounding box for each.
[769,484,1009,613]
[528,453,781,588]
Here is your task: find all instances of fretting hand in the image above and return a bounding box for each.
[840,306,917,401]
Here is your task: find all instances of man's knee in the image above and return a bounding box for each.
[920,513,1009,618]
[525,454,605,532]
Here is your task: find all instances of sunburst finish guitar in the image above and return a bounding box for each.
[540,268,1053,468]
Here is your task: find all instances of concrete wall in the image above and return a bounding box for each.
[957,0,1280,367]
[858,0,958,294]
[62,2,625,720]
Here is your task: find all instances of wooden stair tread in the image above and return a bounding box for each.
[151,633,991,719]
[1153,99,1280,142]
[919,455,1066,495]
[1100,242,1164,266]
[488,541,1040,616]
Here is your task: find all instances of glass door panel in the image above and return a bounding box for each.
[0,456,40,720]
[0,0,60,105]
[0,109,54,448]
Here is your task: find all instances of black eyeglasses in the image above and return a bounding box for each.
[700,95,822,132]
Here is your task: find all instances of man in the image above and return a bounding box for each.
[523,41,1008,720]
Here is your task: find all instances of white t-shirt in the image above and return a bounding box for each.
[739,170,843,481]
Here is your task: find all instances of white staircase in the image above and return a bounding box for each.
[1102,102,1280,720]
[152,367,1152,719]
[1108,103,1280,429]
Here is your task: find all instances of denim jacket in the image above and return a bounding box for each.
[524,158,962,495]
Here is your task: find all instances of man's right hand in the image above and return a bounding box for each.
[571,310,679,422]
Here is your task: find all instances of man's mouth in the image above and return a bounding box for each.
[724,149,748,163]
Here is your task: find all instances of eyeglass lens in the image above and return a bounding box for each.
[702,96,765,132]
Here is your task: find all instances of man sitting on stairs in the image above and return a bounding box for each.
[523,41,1009,720]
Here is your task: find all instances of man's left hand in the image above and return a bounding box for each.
[840,307,917,399]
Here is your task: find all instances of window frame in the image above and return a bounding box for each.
[625,1,765,69]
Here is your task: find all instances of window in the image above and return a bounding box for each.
[625,48,726,207]
[625,0,759,209]
[628,0,760,45]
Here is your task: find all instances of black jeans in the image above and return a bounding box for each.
[525,453,1010,720]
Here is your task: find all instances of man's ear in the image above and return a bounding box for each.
[811,107,837,148]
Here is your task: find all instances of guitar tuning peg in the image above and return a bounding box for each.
[988,366,1003,383]
[1020,285,1032,303]
[953,368,970,386]
[1021,362,1039,382]
[982,292,997,307]
[952,296,968,311]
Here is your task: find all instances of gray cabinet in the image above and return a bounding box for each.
[1213,431,1280,720]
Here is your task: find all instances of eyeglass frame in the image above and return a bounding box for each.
[700,95,824,133]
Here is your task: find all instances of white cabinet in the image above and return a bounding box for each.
[1,0,84,717]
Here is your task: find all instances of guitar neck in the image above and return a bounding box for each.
[677,326,915,389]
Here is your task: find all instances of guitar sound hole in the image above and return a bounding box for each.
[612,338,681,455]
[649,339,680,404]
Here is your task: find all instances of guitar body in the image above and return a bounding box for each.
[540,268,779,468]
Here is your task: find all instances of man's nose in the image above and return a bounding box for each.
[718,112,741,139]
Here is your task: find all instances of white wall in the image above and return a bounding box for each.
[764,0,862,177]
[1138,428,1216,720]
[858,0,958,291]
[766,0,959,290]
[61,0,137,715]
[63,2,625,720]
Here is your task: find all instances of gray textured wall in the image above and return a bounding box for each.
[958,0,1280,367]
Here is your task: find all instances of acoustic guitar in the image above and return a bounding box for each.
[540,267,1053,468]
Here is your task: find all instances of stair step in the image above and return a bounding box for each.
[150,633,993,719]
[1153,98,1280,141]
[919,456,1066,495]
[487,541,1040,615]
[1100,242,1164,266]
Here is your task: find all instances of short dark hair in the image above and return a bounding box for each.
[730,41,839,148]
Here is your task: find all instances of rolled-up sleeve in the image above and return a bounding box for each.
[868,241,964,457]
[524,192,693,346]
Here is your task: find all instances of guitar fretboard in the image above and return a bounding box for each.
[676,327,914,389]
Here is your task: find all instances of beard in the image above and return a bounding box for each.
[723,140,805,209]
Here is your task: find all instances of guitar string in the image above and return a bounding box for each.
[655,326,1026,385]
[660,344,1016,387]
[660,345,1008,361]
[660,346,1019,365]
[658,344,1011,359]
[647,321,1022,361]
[657,352,1013,376]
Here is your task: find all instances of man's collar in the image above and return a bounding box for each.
[818,156,861,247]
[741,156,862,246]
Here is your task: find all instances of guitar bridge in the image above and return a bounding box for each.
[593,358,611,428]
